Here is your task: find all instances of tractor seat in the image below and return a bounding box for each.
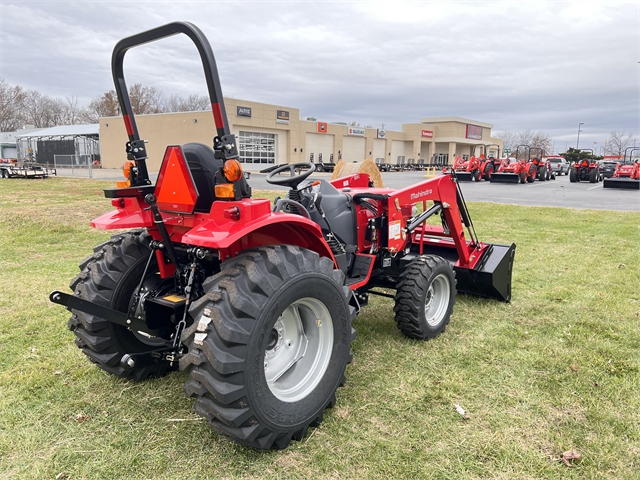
[182,142,251,213]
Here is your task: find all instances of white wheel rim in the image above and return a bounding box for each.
[424,274,451,327]
[264,297,333,402]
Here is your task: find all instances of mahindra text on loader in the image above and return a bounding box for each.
[50,22,516,450]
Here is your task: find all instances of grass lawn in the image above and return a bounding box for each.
[0,177,638,479]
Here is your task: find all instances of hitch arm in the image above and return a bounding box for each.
[50,291,163,337]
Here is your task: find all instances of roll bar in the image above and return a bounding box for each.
[111,21,237,186]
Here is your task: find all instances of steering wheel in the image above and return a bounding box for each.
[266,162,315,188]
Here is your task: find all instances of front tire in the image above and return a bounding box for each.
[180,245,356,450]
[67,231,176,380]
[393,255,456,340]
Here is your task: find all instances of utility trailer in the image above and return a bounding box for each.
[0,160,56,179]
[49,21,516,450]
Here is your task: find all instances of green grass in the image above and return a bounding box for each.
[0,177,639,479]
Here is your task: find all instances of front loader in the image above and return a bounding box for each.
[453,144,501,181]
[603,147,640,189]
[49,21,516,450]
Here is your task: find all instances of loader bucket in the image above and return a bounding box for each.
[454,243,516,302]
[455,172,473,181]
[603,178,640,190]
[490,173,520,184]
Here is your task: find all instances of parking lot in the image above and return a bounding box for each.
[58,167,640,212]
[246,170,639,212]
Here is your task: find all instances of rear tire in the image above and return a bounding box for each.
[569,168,578,182]
[539,166,547,181]
[67,231,176,380]
[589,168,599,183]
[483,163,493,181]
[393,255,456,340]
[181,245,356,450]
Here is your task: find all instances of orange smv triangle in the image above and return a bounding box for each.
[155,146,199,214]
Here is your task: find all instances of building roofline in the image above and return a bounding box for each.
[419,116,493,129]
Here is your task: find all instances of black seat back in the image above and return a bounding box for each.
[182,142,252,212]
[182,143,222,213]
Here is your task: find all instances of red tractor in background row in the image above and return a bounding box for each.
[49,22,516,450]
[528,147,555,182]
[453,144,502,181]
[569,148,600,184]
[491,145,536,184]
[603,147,640,189]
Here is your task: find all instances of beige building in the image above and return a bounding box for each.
[98,98,503,171]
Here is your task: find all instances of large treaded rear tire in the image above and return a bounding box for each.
[180,245,356,450]
[589,168,599,183]
[393,255,456,340]
[569,168,578,182]
[483,163,493,181]
[67,230,176,380]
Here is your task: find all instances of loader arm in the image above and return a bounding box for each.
[385,174,478,267]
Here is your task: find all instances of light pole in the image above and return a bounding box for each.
[576,123,584,149]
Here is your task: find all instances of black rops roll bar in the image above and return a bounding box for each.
[111,21,237,185]
[623,147,640,164]
[529,147,544,160]
[514,145,530,160]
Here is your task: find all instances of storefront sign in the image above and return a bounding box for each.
[236,106,252,117]
[317,122,328,133]
[377,129,386,139]
[466,124,483,140]
[276,110,290,124]
[421,130,433,138]
[348,127,365,136]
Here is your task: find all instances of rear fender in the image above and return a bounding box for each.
[181,213,336,265]
[91,197,153,230]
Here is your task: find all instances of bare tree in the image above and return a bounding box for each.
[494,130,552,157]
[604,131,636,157]
[0,79,26,131]
[85,90,121,122]
[21,90,61,128]
[493,130,519,152]
[163,93,209,112]
[128,83,163,115]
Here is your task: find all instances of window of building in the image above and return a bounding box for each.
[238,131,276,164]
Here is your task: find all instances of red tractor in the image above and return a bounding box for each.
[569,149,600,183]
[603,147,640,189]
[453,144,501,181]
[529,147,555,181]
[50,22,516,450]
[491,145,536,184]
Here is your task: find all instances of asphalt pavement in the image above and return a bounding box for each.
[56,168,640,212]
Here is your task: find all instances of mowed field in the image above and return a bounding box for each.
[0,177,638,479]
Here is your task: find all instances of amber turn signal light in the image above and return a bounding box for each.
[223,159,243,182]
[215,183,236,199]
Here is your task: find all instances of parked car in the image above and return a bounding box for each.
[598,160,618,179]
[545,156,569,175]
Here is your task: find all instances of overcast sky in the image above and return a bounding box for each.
[1,1,637,153]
